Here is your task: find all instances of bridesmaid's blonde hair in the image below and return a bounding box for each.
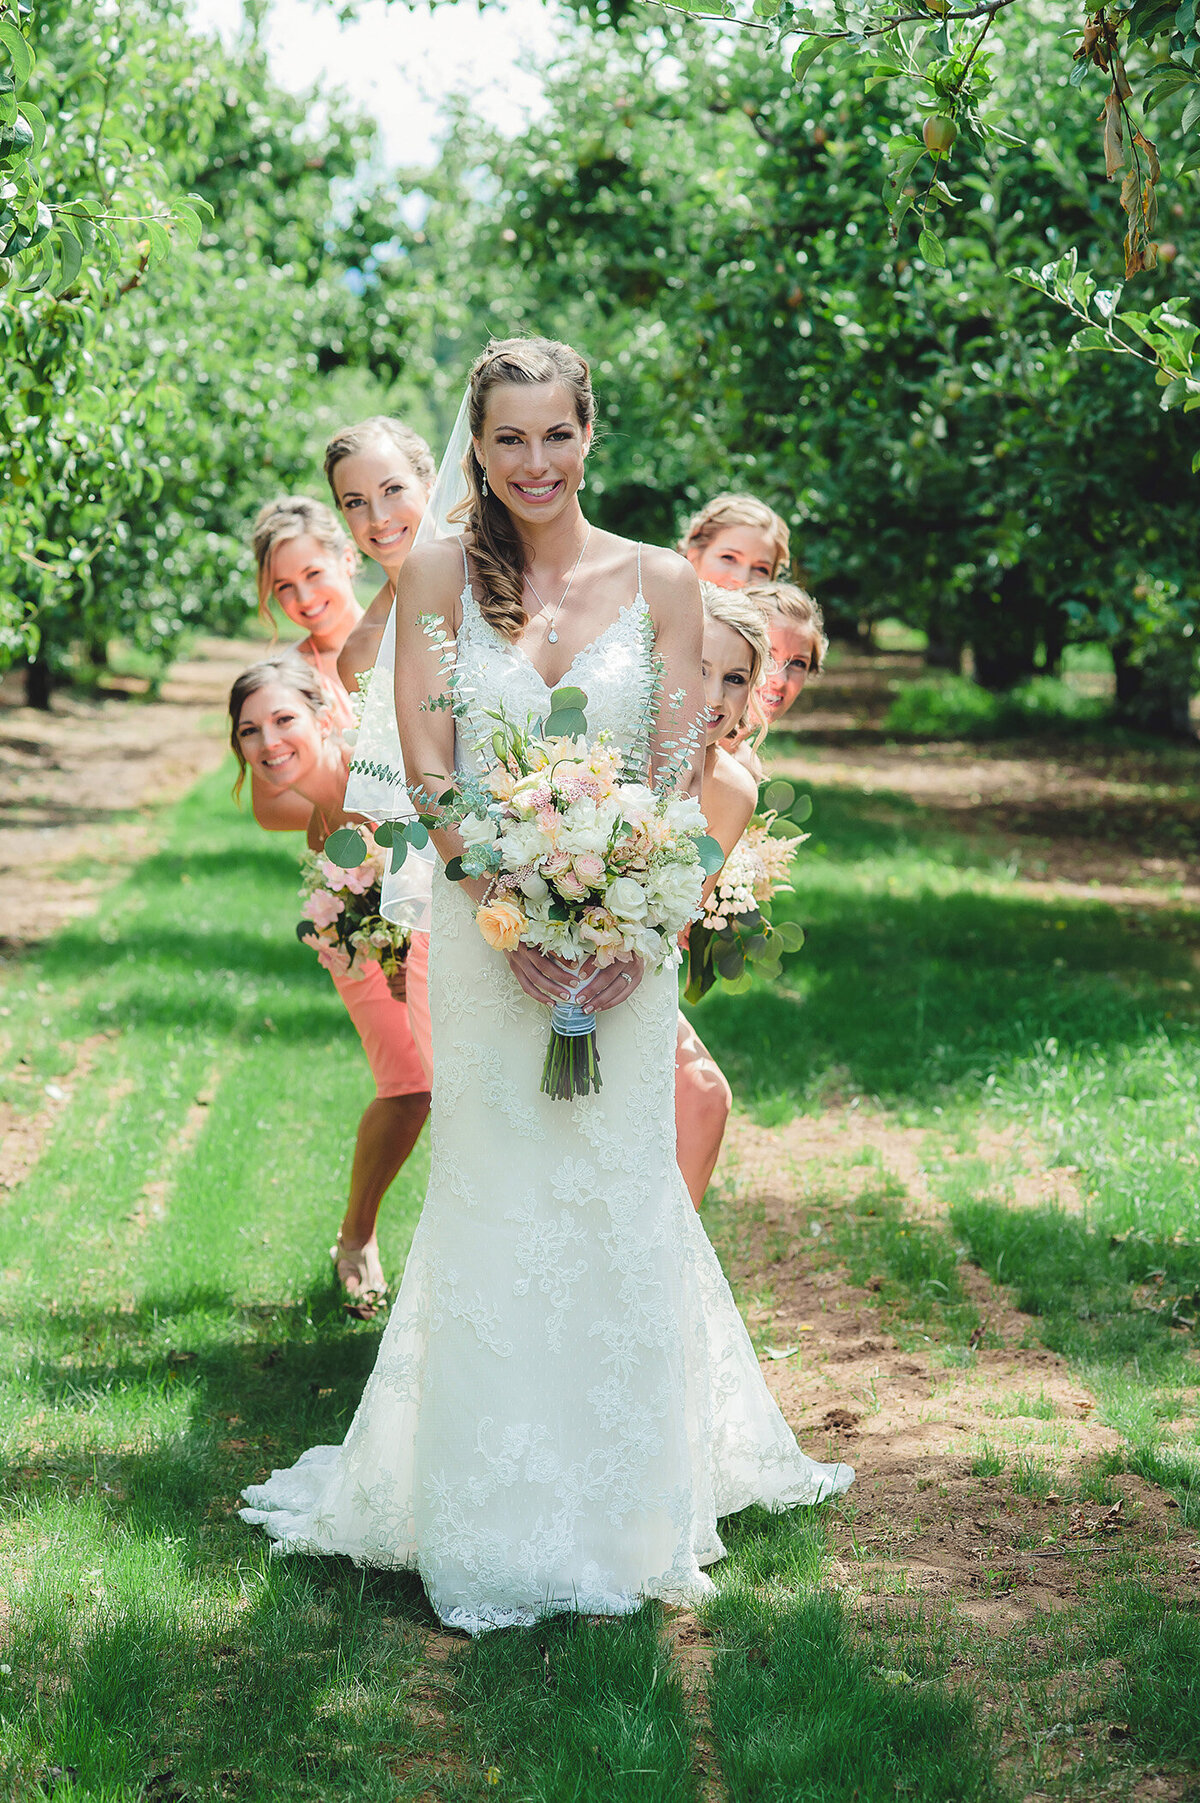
[679,493,791,579]
[250,495,357,620]
[699,581,772,744]
[228,653,331,800]
[745,580,827,676]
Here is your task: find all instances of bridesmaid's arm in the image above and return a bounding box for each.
[641,547,705,800]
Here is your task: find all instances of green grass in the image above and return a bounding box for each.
[880,674,1111,741]
[6,747,1200,1800]
[702,1591,1003,1802]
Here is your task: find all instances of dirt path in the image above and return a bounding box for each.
[778,646,1200,905]
[715,1116,1193,1635]
[0,638,260,952]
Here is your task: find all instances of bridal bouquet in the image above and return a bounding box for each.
[439,686,719,1098]
[297,830,411,981]
[684,779,811,1004]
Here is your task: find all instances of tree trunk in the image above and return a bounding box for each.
[969,567,1042,691]
[25,657,52,710]
[924,598,963,672]
[1112,637,1196,737]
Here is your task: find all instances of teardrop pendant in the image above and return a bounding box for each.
[547,629,558,643]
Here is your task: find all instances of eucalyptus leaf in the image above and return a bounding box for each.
[323,826,368,868]
[696,834,726,876]
[762,779,796,814]
[544,707,587,739]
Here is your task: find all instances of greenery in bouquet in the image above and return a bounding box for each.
[684,780,812,1004]
[296,829,410,981]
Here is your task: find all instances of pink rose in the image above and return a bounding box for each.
[572,852,606,887]
[303,889,345,930]
[554,869,588,902]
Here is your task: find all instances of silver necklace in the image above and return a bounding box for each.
[524,527,591,644]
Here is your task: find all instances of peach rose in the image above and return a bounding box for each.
[476,895,527,952]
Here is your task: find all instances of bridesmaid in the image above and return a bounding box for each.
[230,654,431,1306]
[321,415,436,692]
[677,585,773,1209]
[679,492,790,590]
[752,579,827,728]
[248,496,364,831]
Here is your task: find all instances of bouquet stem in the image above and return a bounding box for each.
[542,1000,601,1101]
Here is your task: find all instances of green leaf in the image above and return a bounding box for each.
[722,970,755,995]
[790,34,833,84]
[715,944,745,981]
[323,826,368,867]
[404,820,430,850]
[53,224,82,292]
[549,684,587,712]
[389,839,410,874]
[774,920,807,951]
[544,706,587,739]
[790,794,814,824]
[762,778,796,814]
[696,833,726,876]
[1069,325,1115,353]
[372,820,395,847]
[444,855,465,882]
[918,229,947,269]
[0,20,33,86]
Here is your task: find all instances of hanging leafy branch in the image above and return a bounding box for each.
[0,0,209,298]
[631,0,1197,270]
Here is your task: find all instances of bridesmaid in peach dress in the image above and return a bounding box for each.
[242,496,432,1305]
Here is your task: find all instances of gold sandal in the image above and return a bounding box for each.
[330,1235,388,1316]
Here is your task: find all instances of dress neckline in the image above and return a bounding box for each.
[459,543,646,693]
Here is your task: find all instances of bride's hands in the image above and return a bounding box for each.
[577,954,644,1012]
[503,946,645,1012]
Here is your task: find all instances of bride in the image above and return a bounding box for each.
[241,337,852,1632]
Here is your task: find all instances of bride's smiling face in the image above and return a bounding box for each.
[235,681,328,790]
[475,381,590,525]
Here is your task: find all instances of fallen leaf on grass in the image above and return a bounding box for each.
[766,1345,798,1360]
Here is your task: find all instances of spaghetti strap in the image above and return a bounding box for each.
[461,541,470,583]
[636,541,643,598]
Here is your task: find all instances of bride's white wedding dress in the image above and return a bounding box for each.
[242,555,852,1632]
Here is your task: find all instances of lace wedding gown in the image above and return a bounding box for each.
[242,559,853,1632]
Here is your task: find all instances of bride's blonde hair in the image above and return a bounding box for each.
[699,581,772,745]
[454,337,596,641]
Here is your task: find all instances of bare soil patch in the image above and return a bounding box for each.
[773,647,1200,904]
[718,1117,1197,1631]
[0,638,261,952]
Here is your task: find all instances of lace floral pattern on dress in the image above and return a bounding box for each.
[242,554,852,1631]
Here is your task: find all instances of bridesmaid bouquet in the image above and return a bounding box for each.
[297,830,411,981]
[684,780,812,1004]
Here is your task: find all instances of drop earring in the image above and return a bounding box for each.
[579,468,587,491]
[481,470,489,498]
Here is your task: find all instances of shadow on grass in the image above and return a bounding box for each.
[0,1285,391,1568]
[687,803,1200,1113]
[0,1542,440,1802]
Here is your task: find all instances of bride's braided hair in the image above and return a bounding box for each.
[453,337,596,641]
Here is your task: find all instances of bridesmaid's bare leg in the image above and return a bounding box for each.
[337,1092,431,1285]
[675,1014,731,1211]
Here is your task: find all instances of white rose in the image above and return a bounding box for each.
[616,784,656,829]
[460,812,499,848]
[607,876,648,922]
[664,795,707,835]
[520,872,550,902]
